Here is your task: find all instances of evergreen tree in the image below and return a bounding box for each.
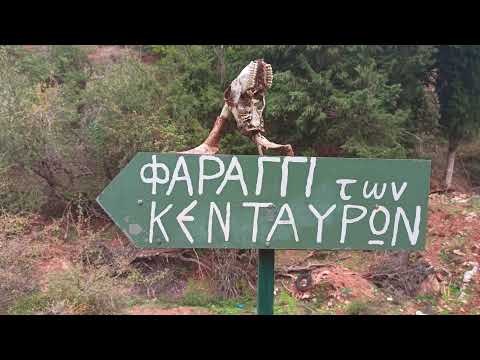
[436,45,480,189]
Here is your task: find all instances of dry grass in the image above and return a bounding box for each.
[9,264,128,315]
[2,189,479,315]
[0,213,43,313]
[207,249,257,299]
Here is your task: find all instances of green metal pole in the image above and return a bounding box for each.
[257,249,275,315]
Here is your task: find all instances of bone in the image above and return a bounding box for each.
[179,115,228,155]
[180,60,291,157]
[252,133,294,156]
[257,144,264,156]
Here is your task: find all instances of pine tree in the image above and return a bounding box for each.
[436,45,480,189]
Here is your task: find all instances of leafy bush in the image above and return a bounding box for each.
[7,293,50,315]
[43,265,125,314]
[0,213,41,314]
[80,55,185,179]
[9,265,127,315]
[459,139,480,189]
[274,290,301,315]
[345,300,373,315]
[0,46,186,215]
[179,278,217,307]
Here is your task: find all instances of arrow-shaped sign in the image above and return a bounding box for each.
[97,152,431,251]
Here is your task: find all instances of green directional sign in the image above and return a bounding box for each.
[97,153,431,251]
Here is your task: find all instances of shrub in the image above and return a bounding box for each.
[39,265,125,315]
[0,46,186,216]
[179,278,217,307]
[207,249,256,299]
[274,290,301,315]
[0,213,40,314]
[345,300,373,315]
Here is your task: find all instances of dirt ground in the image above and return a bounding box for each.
[1,190,475,315]
[127,305,211,315]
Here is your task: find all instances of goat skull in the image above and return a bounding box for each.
[181,59,293,156]
[223,59,272,136]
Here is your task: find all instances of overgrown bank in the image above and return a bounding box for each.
[1,192,479,315]
[1,45,480,315]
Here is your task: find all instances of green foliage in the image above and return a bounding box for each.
[436,45,480,148]
[0,213,42,313]
[416,294,437,306]
[166,45,438,157]
[441,282,463,305]
[0,165,45,213]
[48,46,90,85]
[265,45,437,157]
[79,55,186,180]
[179,278,217,307]
[208,296,255,315]
[8,292,51,315]
[151,45,221,148]
[461,141,480,187]
[127,268,171,299]
[274,290,302,315]
[1,44,478,215]
[44,265,124,314]
[470,196,480,211]
[345,300,373,315]
[10,265,127,315]
[220,132,258,155]
[0,46,90,213]
[0,46,186,215]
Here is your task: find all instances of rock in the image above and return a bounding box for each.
[463,263,478,283]
[387,297,393,302]
[465,212,477,222]
[47,300,66,315]
[418,273,441,296]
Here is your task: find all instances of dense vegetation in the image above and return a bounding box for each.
[1,45,480,315]
[0,45,479,216]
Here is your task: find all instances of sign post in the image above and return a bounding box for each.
[97,152,431,315]
[257,249,275,315]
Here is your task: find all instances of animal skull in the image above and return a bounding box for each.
[181,59,293,156]
[223,59,272,137]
